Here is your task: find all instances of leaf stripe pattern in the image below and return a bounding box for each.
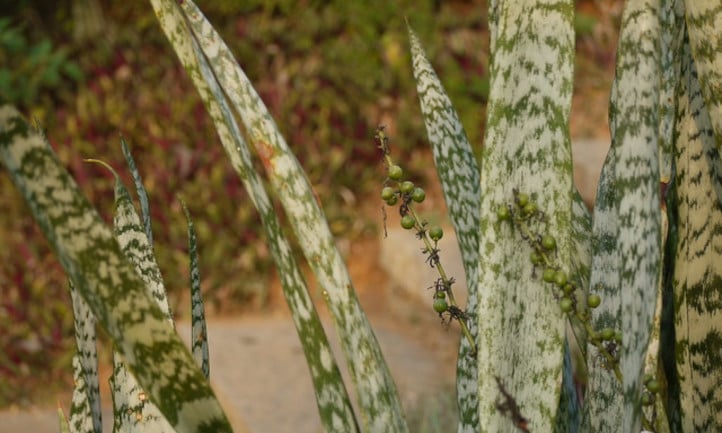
[478,2,575,432]
[673,25,722,432]
[121,138,153,246]
[182,199,209,380]
[0,105,233,433]
[606,2,663,432]
[68,280,102,433]
[68,355,95,433]
[171,2,408,431]
[407,26,481,432]
[149,2,360,431]
[684,1,722,147]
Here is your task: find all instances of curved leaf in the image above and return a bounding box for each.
[407,26,481,432]
[0,105,233,433]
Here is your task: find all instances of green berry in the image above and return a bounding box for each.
[559,297,574,313]
[433,297,449,314]
[530,251,542,265]
[400,214,416,230]
[646,379,661,393]
[517,192,530,207]
[411,187,426,203]
[563,283,575,294]
[381,186,395,201]
[429,226,444,241]
[434,290,446,299]
[400,180,415,193]
[385,194,398,206]
[523,202,537,215]
[643,373,655,385]
[641,392,654,406]
[554,270,568,287]
[388,164,403,180]
[543,268,557,283]
[614,331,623,343]
[541,235,556,251]
[587,294,601,308]
[497,205,511,221]
[600,327,615,340]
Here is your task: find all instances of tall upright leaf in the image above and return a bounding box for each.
[149,2,359,431]
[478,2,575,432]
[0,105,233,433]
[407,26,481,432]
[672,20,722,432]
[159,2,408,431]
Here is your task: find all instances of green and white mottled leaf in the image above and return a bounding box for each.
[684,0,722,146]
[149,3,360,431]
[59,405,72,433]
[68,280,102,433]
[121,138,153,246]
[163,2,407,431]
[0,105,232,433]
[407,26,481,432]
[181,198,209,379]
[672,24,722,432]
[478,2,575,432]
[596,2,663,432]
[68,355,96,433]
[86,159,176,432]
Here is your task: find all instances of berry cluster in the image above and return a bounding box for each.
[497,190,661,428]
[375,126,476,356]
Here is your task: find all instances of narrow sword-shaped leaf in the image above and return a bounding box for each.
[172,2,407,431]
[121,138,153,247]
[59,402,72,433]
[181,198,209,379]
[407,26,481,432]
[85,159,176,432]
[68,355,96,433]
[68,280,102,433]
[605,2,663,431]
[684,0,722,146]
[149,3,359,431]
[0,105,233,433]
[478,2,575,432]
[672,25,722,432]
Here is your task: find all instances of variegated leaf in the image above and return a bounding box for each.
[684,0,722,146]
[672,23,722,432]
[611,2,663,433]
[149,2,360,431]
[407,26,481,432]
[478,2,575,432]
[168,2,407,431]
[0,105,233,433]
[68,355,96,433]
[121,138,153,247]
[181,199,209,379]
[69,280,102,433]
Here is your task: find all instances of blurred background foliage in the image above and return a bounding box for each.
[0,0,618,407]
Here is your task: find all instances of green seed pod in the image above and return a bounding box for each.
[497,205,511,221]
[400,180,415,194]
[559,297,574,313]
[388,164,403,180]
[433,297,449,313]
[385,194,398,206]
[400,214,416,230]
[542,268,557,283]
[434,290,446,299]
[429,226,444,241]
[646,379,660,394]
[541,235,556,251]
[600,327,615,340]
[517,192,530,207]
[554,270,568,287]
[381,186,395,201]
[523,202,537,215]
[587,294,601,308]
[411,187,426,203]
